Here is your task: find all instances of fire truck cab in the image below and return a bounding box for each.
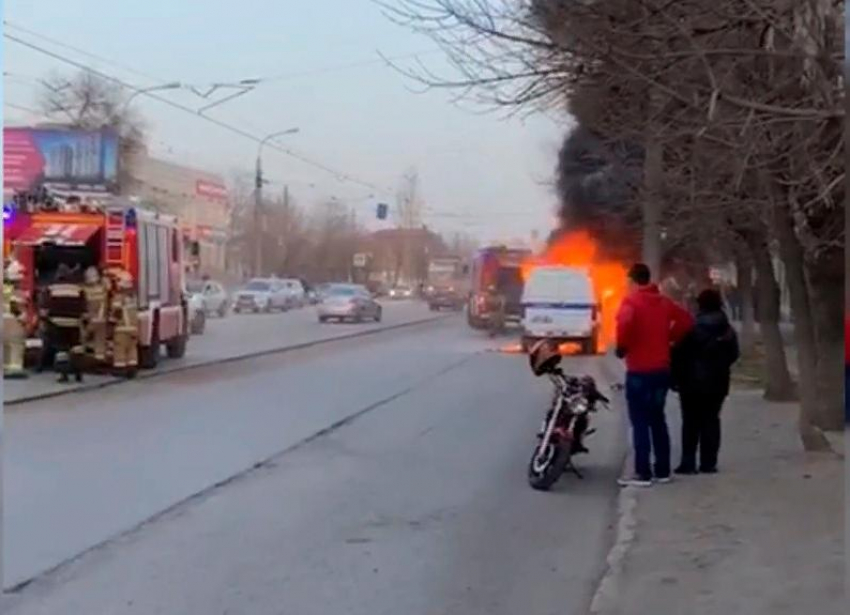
[6,197,189,369]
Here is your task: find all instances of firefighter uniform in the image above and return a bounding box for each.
[109,271,139,376]
[83,267,109,362]
[3,260,28,379]
[43,282,86,383]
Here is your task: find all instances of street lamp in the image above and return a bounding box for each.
[254,127,300,276]
[122,82,182,112]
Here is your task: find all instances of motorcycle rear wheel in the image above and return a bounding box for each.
[527,439,571,491]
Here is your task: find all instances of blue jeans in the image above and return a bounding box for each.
[625,371,672,480]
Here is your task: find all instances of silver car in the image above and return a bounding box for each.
[187,279,230,318]
[234,279,290,313]
[317,284,382,323]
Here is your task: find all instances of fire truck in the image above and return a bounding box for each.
[5,197,189,369]
[467,246,531,329]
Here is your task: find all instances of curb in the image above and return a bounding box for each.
[587,353,637,615]
[587,454,638,615]
[5,314,449,407]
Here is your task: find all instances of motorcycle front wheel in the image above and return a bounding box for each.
[527,438,571,491]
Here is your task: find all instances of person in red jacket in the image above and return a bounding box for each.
[616,263,694,487]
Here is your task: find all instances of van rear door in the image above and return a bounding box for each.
[522,268,596,339]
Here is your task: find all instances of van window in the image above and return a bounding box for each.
[524,268,594,303]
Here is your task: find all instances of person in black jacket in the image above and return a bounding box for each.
[672,289,740,474]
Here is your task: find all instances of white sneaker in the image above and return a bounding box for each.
[617,476,652,488]
[654,476,673,484]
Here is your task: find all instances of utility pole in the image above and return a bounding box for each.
[254,155,263,277]
[253,127,300,277]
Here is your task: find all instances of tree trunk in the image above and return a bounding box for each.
[771,203,830,450]
[808,260,844,432]
[735,250,757,356]
[642,148,663,277]
[749,239,796,403]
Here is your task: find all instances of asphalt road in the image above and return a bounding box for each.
[4,318,627,614]
[5,299,439,404]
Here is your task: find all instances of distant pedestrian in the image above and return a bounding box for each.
[671,289,740,474]
[615,263,694,487]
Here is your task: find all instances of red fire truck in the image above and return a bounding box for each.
[6,199,189,368]
[467,246,531,329]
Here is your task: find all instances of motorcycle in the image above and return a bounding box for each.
[527,346,609,491]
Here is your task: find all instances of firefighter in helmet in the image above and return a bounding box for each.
[486,283,506,337]
[83,266,108,363]
[108,268,139,377]
[4,258,29,379]
[42,265,86,383]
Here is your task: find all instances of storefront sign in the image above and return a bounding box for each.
[195,180,228,201]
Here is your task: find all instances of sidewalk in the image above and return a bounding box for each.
[592,390,844,615]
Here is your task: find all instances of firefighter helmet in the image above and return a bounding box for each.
[5,259,24,282]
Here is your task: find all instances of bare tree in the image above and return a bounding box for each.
[39,70,147,190]
[383,0,845,447]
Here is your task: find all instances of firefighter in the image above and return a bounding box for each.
[486,283,506,338]
[43,268,87,383]
[109,269,139,377]
[83,266,108,362]
[4,259,29,379]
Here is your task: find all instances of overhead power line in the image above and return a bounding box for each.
[4,31,383,191]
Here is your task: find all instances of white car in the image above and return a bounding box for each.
[388,285,413,300]
[279,278,307,308]
[186,291,207,335]
[186,279,230,318]
[233,279,290,313]
[520,266,600,355]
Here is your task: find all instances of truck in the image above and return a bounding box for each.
[424,256,467,311]
[7,196,189,369]
[467,246,531,329]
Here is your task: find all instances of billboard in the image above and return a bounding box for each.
[3,127,120,194]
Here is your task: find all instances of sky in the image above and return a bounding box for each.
[3,0,570,244]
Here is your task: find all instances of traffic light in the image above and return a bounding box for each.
[376,203,388,220]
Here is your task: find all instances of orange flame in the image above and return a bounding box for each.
[558,342,582,355]
[522,230,627,352]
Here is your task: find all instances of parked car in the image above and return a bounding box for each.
[318,284,382,323]
[186,290,207,335]
[234,278,290,313]
[388,285,413,300]
[279,278,307,308]
[187,279,230,317]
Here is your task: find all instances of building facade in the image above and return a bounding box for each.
[125,151,229,278]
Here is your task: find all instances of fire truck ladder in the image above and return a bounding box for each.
[105,209,126,267]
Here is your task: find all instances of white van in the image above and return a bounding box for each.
[521,266,600,355]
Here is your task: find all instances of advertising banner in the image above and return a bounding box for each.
[3,127,119,194]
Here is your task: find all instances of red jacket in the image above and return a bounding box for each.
[616,284,694,374]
